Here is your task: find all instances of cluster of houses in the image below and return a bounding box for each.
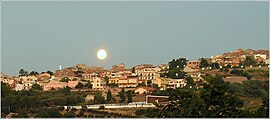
[211,48,269,67]
[1,49,268,92]
[1,62,201,91]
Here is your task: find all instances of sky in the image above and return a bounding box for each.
[1,1,269,76]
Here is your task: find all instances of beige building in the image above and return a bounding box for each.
[42,81,67,91]
[184,60,200,72]
[166,79,187,89]
[153,77,170,90]
[109,77,120,84]
[68,81,79,88]
[82,72,99,80]
[118,76,138,88]
[134,87,155,94]
[91,77,105,90]
[15,82,33,91]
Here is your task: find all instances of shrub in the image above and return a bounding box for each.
[71,108,77,112]
[99,105,105,110]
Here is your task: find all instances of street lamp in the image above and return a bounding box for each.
[176,73,178,77]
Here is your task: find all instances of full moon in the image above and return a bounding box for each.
[97,49,107,60]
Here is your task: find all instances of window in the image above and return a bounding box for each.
[97,84,99,86]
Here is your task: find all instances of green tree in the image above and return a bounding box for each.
[242,80,267,98]
[46,71,54,76]
[147,80,152,85]
[200,58,209,68]
[168,69,186,79]
[59,86,71,95]
[63,111,75,117]
[168,58,187,70]
[46,107,61,117]
[211,63,220,69]
[104,76,109,85]
[19,69,28,76]
[157,75,245,118]
[244,56,256,66]
[29,71,39,76]
[138,82,146,87]
[32,83,43,90]
[1,83,14,98]
[17,109,29,118]
[75,82,84,89]
[75,70,84,78]
[85,82,93,89]
[60,77,70,82]
[126,90,133,103]
[185,76,194,87]
[107,90,112,101]
[153,84,160,90]
[255,96,269,118]
[94,92,105,104]
[118,88,126,103]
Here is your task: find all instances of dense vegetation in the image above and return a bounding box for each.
[136,76,269,118]
[1,84,87,117]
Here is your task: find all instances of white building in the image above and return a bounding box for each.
[15,83,33,91]
[137,67,161,80]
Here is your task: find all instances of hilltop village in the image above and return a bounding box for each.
[2,48,269,91]
[1,48,269,118]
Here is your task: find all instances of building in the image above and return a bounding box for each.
[109,77,120,84]
[38,72,51,78]
[158,64,169,71]
[68,81,79,88]
[92,77,105,90]
[118,76,138,88]
[134,86,155,94]
[185,60,201,72]
[254,54,267,63]
[137,67,161,81]
[166,79,187,89]
[1,76,16,88]
[15,82,33,91]
[223,57,241,67]
[152,77,170,90]
[85,94,95,102]
[186,72,204,82]
[19,75,38,83]
[110,71,123,78]
[134,64,154,75]
[111,63,126,71]
[42,81,68,91]
[82,72,99,80]
[54,69,76,78]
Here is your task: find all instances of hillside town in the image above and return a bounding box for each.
[1,48,269,92]
[1,48,269,118]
